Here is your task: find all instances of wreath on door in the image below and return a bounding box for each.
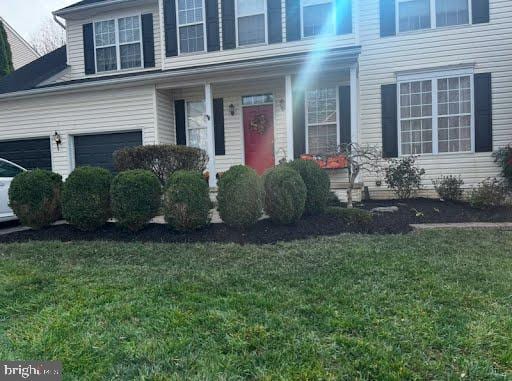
[249,114,269,135]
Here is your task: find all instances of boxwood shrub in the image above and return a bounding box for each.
[8,169,62,229]
[217,165,263,229]
[263,166,306,225]
[287,159,330,215]
[111,170,161,231]
[164,170,211,231]
[62,166,113,231]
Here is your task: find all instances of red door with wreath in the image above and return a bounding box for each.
[243,105,275,175]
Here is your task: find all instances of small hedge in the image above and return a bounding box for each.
[287,159,330,215]
[217,165,263,229]
[62,166,113,231]
[325,207,373,227]
[114,144,208,184]
[263,166,306,225]
[111,170,161,231]
[469,178,509,210]
[433,175,464,202]
[8,169,62,229]
[164,170,211,231]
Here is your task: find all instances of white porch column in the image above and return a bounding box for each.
[350,65,359,145]
[285,75,294,161]
[204,83,217,188]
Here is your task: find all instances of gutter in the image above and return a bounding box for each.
[53,0,137,17]
[53,14,66,30]
[0,46,361,101]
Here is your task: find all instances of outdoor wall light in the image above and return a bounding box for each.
[53,131,62,151]
[229,103,235,116]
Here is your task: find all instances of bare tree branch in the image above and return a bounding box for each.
[30,17,66,56]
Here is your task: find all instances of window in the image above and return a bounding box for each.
[306,87,338,155]
[398,73,473,155]
[0,161,23,178]
[436,0,469,27]
[94,15,143,73]
[242,94,274,106]
[237,0,266,46]
[302,0,335,37]
[186,101,208,151]
[177,0,205,53]
[398,0,431,32]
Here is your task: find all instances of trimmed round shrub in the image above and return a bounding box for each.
[217,165,263,229]
[8,169,62,229]
[62,166,113,231]
[164,170,211,231]
[111,170,161,231]
[287,159,330,215]
[263,166,306,225]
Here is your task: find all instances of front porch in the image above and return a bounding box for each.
[154,49,360,199]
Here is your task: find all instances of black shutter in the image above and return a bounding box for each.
[213,98,225,155]
[175,100,187,145]
[222,0,236,50]
[380,0,396,37]
[141,14,155,68]
[474,73,493,152]
[381,84,398,158]
[206,0,220,51]
[268,0,283,44]
[164,0,178,57]
[336,0,352,35]
[286,0,301,42]
[339,86,351,145]
[293,89,306,158]
[83,23,95,75]
[472,0,490,24]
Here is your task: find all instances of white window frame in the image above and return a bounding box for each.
[92,13,144,74]
[300,0,336,39]
[176,0,207,55]
[235,0,268,47]
[395,0,472,33]
[304,86,341,155]
[397,67,475,156]
[185,100,208,151]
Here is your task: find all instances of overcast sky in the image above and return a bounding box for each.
[3,0,76,41]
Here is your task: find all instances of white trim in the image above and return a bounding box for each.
[285,75,294,160]
[235,0,268,47]
[176,0,208,55]
[204,83,217,187]
[396,63,476,81]
[350,65,358,145]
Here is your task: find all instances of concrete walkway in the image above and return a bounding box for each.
[411,222,512,231]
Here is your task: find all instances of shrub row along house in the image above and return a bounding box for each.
[0,0,508,198]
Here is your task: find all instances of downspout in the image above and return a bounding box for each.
[53,14,66,30]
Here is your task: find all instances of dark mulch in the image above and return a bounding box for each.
[1,198,511,245]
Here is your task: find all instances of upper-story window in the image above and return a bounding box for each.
[177,0,206,53]
[94,16,142,73]
[236,0,266,46]
[397,0,470,33]
[302,0,335,37]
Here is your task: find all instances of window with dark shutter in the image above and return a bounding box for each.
[222,0,236,49]
[472,0,490,24]
[293,89,306,158]
[267,0,283,44]
[206,0,220,51]
[164,0,178,57]
[141,14,155,68]
[83,23,95,74]
[286,0,301,42]
[175,100,187,145]
[339,86,351,145]
[213,99,225,155]
[380,0,396,37]
[336,0,352,35]
[381,84,398,158]
[474,73,493,152]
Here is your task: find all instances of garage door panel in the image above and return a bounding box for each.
[74,131,142,172]
[0,138,52,170]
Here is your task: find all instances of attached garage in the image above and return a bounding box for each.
[0,138,52,170]
[74,131,143,172]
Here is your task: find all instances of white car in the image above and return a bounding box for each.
[0,158,26,222]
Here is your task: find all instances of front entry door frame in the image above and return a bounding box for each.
[241,93,276,174]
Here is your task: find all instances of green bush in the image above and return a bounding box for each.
[385,156,426,199]
[217,165,263,229]
[492,145,512,188]
[62,166,113,231]
[325,207,373,227]
[111,170,161,231]
[469,178,509,209]
[8,169,62,229]
[113,144,208,184]
[287,159,330,215]
[263,166,307,225]
[164,170,211,231]
[433,175,464,202]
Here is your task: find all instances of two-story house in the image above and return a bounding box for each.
[0,17,39,70]
[0,0,508,198]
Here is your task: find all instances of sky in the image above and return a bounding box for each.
[2,0,76,41]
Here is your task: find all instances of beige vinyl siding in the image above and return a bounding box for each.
[3,19,39,69]
[358,0,512,194]
[156,89,175,144]
[0,85,156,177]
[66,4,162,80]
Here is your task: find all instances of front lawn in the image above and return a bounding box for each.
[1,231,511,379]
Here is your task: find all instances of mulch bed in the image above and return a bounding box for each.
[1,198,511,245]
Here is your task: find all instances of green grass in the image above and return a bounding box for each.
[0,231,511,380]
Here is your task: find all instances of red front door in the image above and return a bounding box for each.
[243,105,275,175]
